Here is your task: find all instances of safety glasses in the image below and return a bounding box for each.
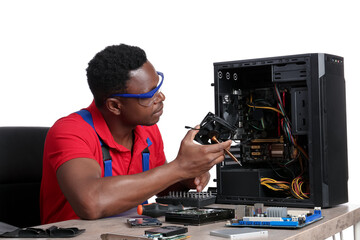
[110,71,164,107]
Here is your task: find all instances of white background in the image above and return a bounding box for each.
[1,0,359,237]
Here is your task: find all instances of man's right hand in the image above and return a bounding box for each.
[174,125,232,180]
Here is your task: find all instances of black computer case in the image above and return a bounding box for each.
[213,53,348,208]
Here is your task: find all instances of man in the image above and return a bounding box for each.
[40,44,231,224]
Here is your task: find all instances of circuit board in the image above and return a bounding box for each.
[226,205,323,229]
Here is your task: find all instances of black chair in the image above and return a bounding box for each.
[0,127,49,228]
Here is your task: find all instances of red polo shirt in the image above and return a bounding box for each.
[40,101,166,224]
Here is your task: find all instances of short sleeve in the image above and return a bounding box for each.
[44,114,102,171]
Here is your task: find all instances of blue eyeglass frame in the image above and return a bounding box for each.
[110,71,164,99]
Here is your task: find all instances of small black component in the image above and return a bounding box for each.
[194,112,237,145]
[144,226,188,237]
[127,218,162,228]
[0,226,85,238]
[138,202,183,218]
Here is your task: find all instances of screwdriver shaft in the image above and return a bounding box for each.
[211,136,242,166]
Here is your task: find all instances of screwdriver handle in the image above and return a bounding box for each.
[137,203,184,218]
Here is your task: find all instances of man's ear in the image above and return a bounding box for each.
[105,98,122,115]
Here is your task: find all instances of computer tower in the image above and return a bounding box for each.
[213,53,348,208]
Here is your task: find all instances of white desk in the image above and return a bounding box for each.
[33,204,360,240]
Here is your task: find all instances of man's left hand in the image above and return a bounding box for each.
[194,172,210,192]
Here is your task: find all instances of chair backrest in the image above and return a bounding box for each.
[0,127,49,228]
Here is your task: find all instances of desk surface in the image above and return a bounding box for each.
[35,204,360,240]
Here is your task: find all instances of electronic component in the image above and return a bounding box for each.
[210,228,268,239]
[156,191,216,208]
[101,226,188,240]
[137,203,183,218]
[194,112,237,145]
[165,207,235,225]
[101,232,189,240]
[145,226,188,237]
[101,233,149,240]
[127,218,162,228]
[226,205,323,229]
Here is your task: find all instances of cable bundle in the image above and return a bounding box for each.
[260,178,290,192]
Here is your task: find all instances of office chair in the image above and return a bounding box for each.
[0,127,49,228]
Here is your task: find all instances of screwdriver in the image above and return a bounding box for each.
[211,136,242,166]
[137,203,184,218]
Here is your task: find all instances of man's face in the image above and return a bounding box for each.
[119,61,165,126]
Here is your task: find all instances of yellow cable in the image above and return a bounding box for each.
[247,103,284,115]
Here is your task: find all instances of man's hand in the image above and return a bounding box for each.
[174,125,232,181]
[194,172,210,192]
[179,171,211,192]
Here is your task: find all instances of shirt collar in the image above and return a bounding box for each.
[87,100,149,152]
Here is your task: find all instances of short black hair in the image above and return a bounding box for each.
[86,44,147,107]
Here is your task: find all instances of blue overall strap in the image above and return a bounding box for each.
[141,137,152,205]
[102,146,112,177]
[142,138,152,172]
[76,109,113,177]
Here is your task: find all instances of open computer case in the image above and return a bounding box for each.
[213,53,348,208]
